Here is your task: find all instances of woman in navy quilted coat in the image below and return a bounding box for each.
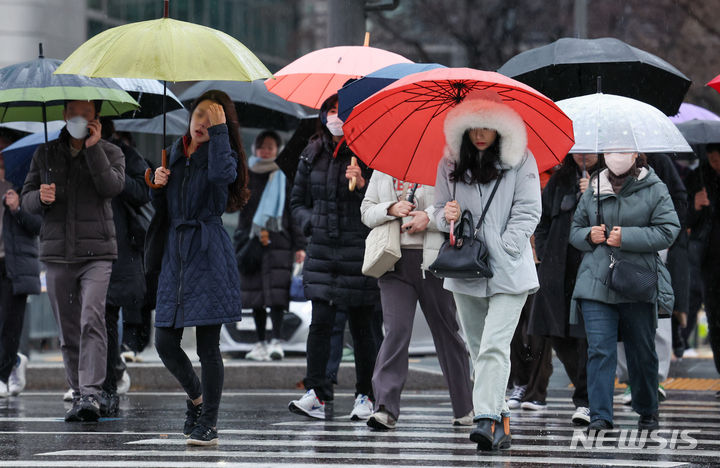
[150,90,248,446]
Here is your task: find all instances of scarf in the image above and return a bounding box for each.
[249,155,286,236]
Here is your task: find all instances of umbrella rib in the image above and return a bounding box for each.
[276,73,316,108]
[364,98,433,167]
[402,98,449,181]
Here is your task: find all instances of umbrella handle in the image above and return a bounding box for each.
[349,156,358,191]
[145,149,168,189]
[449,220,456,247]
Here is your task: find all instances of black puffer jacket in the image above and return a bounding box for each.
[2,199,42,295]
[21,129,125,262]
[235,170,306,309]
[106,139,151,309]
[290,135,378,306]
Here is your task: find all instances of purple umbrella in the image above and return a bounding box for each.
[670,103,720,124]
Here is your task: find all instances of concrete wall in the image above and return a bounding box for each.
[0,0,87,66]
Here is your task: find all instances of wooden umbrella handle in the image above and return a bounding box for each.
[145,149,168,189]
[348,156,358,191]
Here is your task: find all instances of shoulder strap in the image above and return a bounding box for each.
[475,171,504,231]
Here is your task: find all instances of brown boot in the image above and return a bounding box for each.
[492,415,511,450]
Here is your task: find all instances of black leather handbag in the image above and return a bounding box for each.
[429,173,503,279]
[604,249,658,303]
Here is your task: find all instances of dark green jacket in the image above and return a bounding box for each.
[569,167,680,322]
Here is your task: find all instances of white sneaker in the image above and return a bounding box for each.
[507,384,526,409]
[245,341,270,361]
[117,370,131,395]
[367,409,396,430]
[621,387,632,405]
[521,400,547,411]
[8,353,27,396]
[572,406,591,425]
[452,410,474,426]
[268,339,284,361]
[121,350,143,363]
[0,380,8,398]
[63,388,74,402]
[349,394,373,421]
[288,389,325,419]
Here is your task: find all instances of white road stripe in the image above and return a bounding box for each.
[0,462,446,468]
[33,450,688,467]
[119,437,720,457]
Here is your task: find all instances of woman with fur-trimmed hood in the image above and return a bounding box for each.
[433,96,541,451]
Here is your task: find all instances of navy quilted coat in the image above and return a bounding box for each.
[154,124,242,328]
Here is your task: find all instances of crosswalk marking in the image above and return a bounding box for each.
[33,450,689,467]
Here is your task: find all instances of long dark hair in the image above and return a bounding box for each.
[554,153,605,186]
[186,90,249,211]
[450,130,502,184]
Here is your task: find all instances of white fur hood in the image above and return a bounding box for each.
[443,97,528,168]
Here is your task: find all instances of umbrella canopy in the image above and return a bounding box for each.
[112,78,183,118]
[0,57,139,122]
[337,62,445,121]
[265,46,412,109]
[1,128,61,188]
[675,120,720,145]
[0,120,65,133]
[497,37,691,116]
[670,102,720,124]
[178,80,314,131]
[342,67,575,185]
[54,18,271,82]
[709,75,720,94]
[114,108,189,136]
[556,93,691,154]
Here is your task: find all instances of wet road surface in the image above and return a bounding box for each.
[1,389,719,467]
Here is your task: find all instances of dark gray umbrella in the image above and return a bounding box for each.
[497,37,690,116]
[675,119,720,145]
[178,80,316,131]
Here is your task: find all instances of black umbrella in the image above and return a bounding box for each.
[675,120,720,145]
[178,80,315,131]
[276,118,318,181]
[497,37,691,116]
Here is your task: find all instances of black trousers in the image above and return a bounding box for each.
[702,265,720,374]
[102,304,127,394]
[252,306,285,342]
[304,300,379,402]
[0,259,27,383]
[155,325,223,427]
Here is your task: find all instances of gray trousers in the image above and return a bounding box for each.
[45,261,112,397]
[617,317,672,384]
[374,249,473,420]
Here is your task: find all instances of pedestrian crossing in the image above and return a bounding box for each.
[0,390,717,467]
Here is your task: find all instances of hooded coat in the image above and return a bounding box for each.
[569,167,680,323]
[290,134,378,307]
[2,200,41,295]
[432,98,542,298]
[152,124,242,328]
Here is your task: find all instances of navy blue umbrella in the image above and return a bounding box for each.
[1,128,61,188]
[337,63,445,121]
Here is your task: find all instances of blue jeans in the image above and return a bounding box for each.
[581,300,658,424]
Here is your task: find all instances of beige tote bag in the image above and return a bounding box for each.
[362,219,401,278]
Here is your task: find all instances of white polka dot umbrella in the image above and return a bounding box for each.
[556,93,691,154]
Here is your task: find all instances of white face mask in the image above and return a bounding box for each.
[325,114,344,136]
[66,116,89,139]
[605,152,637,175]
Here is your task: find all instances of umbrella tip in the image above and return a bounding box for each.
[164,0,169,18]
[596,76,602,94]
[363,32,370,47]
[38,42,43,59]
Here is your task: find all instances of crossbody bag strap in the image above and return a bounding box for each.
[474,171,504,234]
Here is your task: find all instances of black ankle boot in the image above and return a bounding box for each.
[469,418,494,451]
[493,415,511,450]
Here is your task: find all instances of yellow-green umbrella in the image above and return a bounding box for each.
[54,0,272,187]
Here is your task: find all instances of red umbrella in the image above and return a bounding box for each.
[708,74,720,94]
[342,67,575,185]
[264,45,411,109]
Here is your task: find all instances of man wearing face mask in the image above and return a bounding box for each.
[21,100,125,422]
[569,151,679,432]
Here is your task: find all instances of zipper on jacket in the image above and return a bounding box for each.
[176,158,191,325]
